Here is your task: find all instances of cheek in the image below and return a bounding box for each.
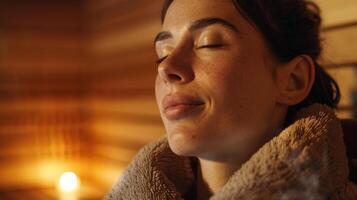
[202,58,246,98]
[204,55,276,118]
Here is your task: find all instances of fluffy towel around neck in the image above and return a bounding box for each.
[105,104,357,199]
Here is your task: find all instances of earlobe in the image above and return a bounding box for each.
[275,55,315,106]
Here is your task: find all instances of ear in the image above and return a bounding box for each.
[275,55,316,106]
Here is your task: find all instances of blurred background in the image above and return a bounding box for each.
[0,0,356,199]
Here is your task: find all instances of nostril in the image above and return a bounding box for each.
[168,74,182,81]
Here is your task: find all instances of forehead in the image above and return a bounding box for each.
[163,0,244,31]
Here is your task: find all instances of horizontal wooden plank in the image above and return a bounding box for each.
[0,25,83,36]
[93,144,138,164]
[0,149,91,169]
[321,25,357,65]
[86,0,162,19]
[89,122,162,153]
[0,88,155,100]
[323,62,357,69]
[0,82,152,94]
[337,105,357,119]
[86,0,162,14]
[322,21,357,32]
[0,58,84,74]
[91,76,155,92]
[93,133,146,152]
[0,123,86,136]
[88,66,156,83]
[0,62,85,74]
[88,9,159,33]
[1,33,82,53]
[326,66,357,106]
[89,64,157,83]
[89,19,160,55]
[90,87,155,96]
[0,99,84,111]
[90,111,161,125]
[314,0,357,28]
[0,90,84,99]
[90,119,165,145]
[0,57,85,73]
[0,87,84,93]
[0,83,85,90]
[0,1,83,29]
[0,145,86,161]
[87,97,159,117]
[88,45,157,71]
[0,188,58,200]
[0,62,156,83]
[0,75,86,85]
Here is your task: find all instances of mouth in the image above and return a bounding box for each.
[162,93,205,120]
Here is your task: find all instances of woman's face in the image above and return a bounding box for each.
[155,0,283,161]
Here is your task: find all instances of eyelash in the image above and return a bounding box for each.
[156,55,168,64]
[197,44,224,49]
[155,44,224,64]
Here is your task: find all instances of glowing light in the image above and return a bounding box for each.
[58,172,80,192]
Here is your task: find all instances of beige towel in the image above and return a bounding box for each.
[106,104,357,199]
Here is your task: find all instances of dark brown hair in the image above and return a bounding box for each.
[161,0,341,123]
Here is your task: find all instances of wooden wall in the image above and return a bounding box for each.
[319,0,357,118]
[0,0,92,190]
[84,0,165,188]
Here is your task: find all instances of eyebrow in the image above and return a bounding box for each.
[154,17,239,44]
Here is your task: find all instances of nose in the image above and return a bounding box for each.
[157,49,194,84]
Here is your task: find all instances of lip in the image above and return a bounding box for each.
[162,93,205,120]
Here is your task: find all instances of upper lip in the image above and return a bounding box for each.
[162,93,205,110]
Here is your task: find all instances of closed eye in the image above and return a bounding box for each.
[197,44,224,49]
[156,44,224,64]
[155,55,168,64]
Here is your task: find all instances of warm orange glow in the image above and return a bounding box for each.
[58,172,80,192]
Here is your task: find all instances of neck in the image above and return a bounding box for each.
[194,110,286,199]
[195,126,284,199]
[196,158,241,200]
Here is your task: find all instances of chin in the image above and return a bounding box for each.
[166,131,204,157]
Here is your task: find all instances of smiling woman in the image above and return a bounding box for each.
[106,0,357,199]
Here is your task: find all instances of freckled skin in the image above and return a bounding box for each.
[155,0,286,162]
